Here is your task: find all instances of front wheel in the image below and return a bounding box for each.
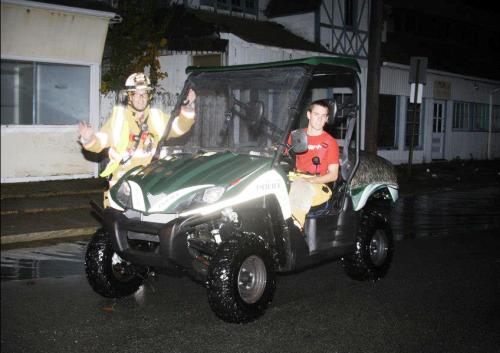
[85,229,145,298]
[207,235,276,323]
[341,209,394,281]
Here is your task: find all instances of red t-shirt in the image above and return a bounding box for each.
[292,130,339,176]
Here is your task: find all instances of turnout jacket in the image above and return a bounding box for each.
[82,104,195,183]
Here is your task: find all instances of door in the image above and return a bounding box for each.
[431,100,446,159]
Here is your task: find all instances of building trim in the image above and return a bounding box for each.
[1,0,117,19]
[1,173,95,184]
[382,62,500,86]
[1,54,99,67]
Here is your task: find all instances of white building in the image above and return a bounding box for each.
[2,0,499,182]
[1,0,117,182]
[147,0,500,165]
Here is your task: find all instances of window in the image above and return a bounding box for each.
[344,0,355,27]
[453,101,490,131]
[452,101,470,130]
[493,105,500,132]
[216,0,229,10]
[332,93,354,141]
[1,61,33,125]
[1,60,90,125]
[472,103,489,131]
[201,0,258,15]
[192,54,222,67]
[405,98,422,148]
[378,94,397,149]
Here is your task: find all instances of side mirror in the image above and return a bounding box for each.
[247,100,264,132]
[330,100,337,122]
[249,100,264,121]
[328,99,337,124]
[290,129,308,154]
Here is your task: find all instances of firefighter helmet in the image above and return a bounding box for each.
[125,73,152,92]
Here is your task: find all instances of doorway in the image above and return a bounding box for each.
[431,100,446,160]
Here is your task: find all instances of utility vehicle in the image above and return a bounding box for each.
[85,57,399,323]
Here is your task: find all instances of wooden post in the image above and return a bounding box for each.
[407,62,420,177]
[365,0,384,153]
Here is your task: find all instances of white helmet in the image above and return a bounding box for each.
[125,72,152,92]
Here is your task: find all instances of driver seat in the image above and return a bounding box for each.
[306,105,356,218]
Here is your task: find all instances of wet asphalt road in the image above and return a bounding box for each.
[2,185,500,353]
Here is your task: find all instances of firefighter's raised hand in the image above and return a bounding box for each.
[182,89,196,108]
[181,89,196,115]
[78,121,95,145]
[186,89,196,105]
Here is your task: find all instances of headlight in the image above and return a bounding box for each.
[202,186,225,204]
[116,181,132,208]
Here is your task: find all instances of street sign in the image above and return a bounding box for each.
[409,57,428,84]
[410,83,423,104]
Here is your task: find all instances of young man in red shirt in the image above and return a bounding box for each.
[289,99,339,229]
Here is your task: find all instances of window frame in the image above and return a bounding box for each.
[451,101,471,131]
[471,102,489,131]
[452,101,470,131]
[344,0,356,28]
[200,0,258,15]
[492,105,500,132]
[1,59,91,126]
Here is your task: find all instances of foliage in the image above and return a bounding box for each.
[101,0,171,95]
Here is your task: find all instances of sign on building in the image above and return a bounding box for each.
[433,80,451,100]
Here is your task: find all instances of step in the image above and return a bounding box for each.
[1,208,101,240]
[1,193,103,215]
[1,178,107,200]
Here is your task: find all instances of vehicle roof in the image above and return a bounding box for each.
[186,56,361,74]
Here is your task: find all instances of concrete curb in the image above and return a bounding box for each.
[1,205,90,216]
[0,226,99,245]
[0,189,104,200]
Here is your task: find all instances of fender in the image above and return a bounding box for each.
[350,183,398,211]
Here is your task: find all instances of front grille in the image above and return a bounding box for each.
[127,231,160,243]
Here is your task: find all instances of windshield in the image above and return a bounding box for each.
[159,66,308,157]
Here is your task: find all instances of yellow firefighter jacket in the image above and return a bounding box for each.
[82,104,195,183]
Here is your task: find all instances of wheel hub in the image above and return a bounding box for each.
[237,255,267,304]
[111,253,136,282]
[369,230,388,266]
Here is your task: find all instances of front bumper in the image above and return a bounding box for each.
[101,207,197,270]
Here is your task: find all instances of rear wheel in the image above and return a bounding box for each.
[207,234,276,323]
[85,229,145,298]
[341,209,394,281]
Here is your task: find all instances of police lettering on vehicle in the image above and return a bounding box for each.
[256,180,282,193]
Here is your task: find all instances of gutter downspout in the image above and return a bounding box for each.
[488,87,500,160]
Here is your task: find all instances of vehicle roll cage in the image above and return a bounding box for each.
[154,59,362,187]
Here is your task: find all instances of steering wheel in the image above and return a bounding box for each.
[232,98,264,129]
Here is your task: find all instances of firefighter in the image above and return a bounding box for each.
[78,72,196,206]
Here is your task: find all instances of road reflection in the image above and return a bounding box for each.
[2,186,499,281]
[1,241,86,281]
[391,186,500,240]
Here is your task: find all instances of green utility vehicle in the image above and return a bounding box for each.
[85,57,399,323]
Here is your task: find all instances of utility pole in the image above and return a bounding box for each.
[365,0,384,153]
